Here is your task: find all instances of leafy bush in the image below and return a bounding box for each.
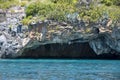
[101,0,120,6]
[112,0,120,6]
[22,16,32,25]
[26,0,76,21]
[0,0,19,9]
[21,1,28,7]
[78,2,104,22]
[50,0,77,4]
[25,0,120,23]
[101,0,112,6]
[78,1,120,22]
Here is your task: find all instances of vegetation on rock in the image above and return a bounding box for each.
[101,0,120,6]
[0,0,19,9]
[24,0,120,23]
[0,0,120,25]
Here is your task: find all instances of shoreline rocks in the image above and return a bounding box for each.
[0,6,120,59]
[16,39,120,59]
[6,27,119,59]
[1,19,120,59]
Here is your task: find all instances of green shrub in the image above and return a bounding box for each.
[22,16,32,25]
[78,4,103,22]
[101,0,120,6]
[112,0,120,6]
[26,0,75,21]
[25,0,120,23]
[101,0,112,6]
[0,0,19,9]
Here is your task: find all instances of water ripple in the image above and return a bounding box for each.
[0,59,120,80]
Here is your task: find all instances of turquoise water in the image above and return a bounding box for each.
[0,59,120,80]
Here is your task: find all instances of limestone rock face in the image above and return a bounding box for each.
[0,7,120,59]
[2,27,120,59]
[109,28,120,52]
[89,35,111,55]
[0,32,30,58]
[1,30,120,59]
[0,10,6,22]
[15,27,120,59]
[89,28,120,56]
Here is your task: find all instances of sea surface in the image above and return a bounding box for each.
[0,59,120,80]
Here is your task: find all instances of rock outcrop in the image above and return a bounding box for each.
[16,32,120,59]
[14,27,120,59]
[0,7,29,58]
[0,6,120,59]
[0,32,30,58]
[89,27,120,56]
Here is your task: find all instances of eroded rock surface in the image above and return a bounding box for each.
[0,6,120,59]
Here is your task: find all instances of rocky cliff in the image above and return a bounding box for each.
[15,31,120,59]
[0,6,120,59]
[5,26,118,59]
[90,28,120,58]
